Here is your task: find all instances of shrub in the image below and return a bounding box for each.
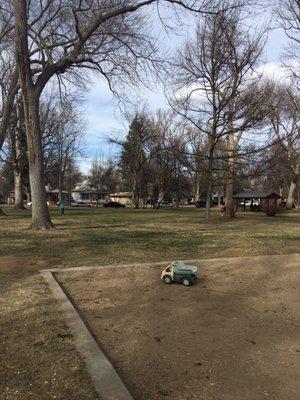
[263,203,278,216]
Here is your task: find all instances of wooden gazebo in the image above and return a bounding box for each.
[233,191,281,212]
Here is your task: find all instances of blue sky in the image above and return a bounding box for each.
[78,4,291,174]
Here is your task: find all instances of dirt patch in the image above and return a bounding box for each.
[57,254,300,400]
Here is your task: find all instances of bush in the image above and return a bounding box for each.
[263,203,278,216]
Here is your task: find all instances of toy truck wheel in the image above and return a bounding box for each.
[163,275,172,284]
[182,277,191,286]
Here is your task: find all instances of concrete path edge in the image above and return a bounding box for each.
[40,269,134,400]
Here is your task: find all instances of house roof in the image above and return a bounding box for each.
[109,192,132,197]
[72,182,96,193]
[233,191,281,199]
[72,179,107,194]
[45,187,67,194]
[72,187,97,193]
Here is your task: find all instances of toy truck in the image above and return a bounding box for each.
[161,261,198,286]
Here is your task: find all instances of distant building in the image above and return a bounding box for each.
[233,191,281,212]
[109,192,132,206]
[71,180,107,204]
[71,181,98,204]
[45,187,68,205]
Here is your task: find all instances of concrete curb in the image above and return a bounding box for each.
[40,269,134,400]
[40,253,300,399]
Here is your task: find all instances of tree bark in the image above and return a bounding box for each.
[205,147,214,222]
[225,154,235,217]
[58,156,63,204]
[286,180,296,209]
[13,100,25,210]
[132,172,140,209]
[0,70,19,151]
[13,0,53,229]
[225,114,236,218]
[195,171,201,201]
[286,164,299,209]
[278,186,283,205]
[14,170,24,209]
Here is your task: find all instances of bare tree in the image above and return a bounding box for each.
[276,0,300,86]
[7,0,244,228]
[168,7,270,220]
[0,23,18,214]
[40,94,85,203]
[149,129,175,208]
[268,83,300,209]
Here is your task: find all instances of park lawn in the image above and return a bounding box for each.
[0,207,299,400]
[0,206,300,269]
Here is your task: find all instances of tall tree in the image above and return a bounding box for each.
[13,0,53,228]
[277,0,300,87]
[268,84,300,209]
[7,0,242,228]
[40,94,84,202]
[120,113,154,208]
[168,8,269,220]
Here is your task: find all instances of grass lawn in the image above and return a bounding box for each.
[1,206,300,268]
[0,206,299,400]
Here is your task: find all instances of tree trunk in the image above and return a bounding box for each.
[286,180,296,209]
[0,70,19,151]
[225,121,235,218]
[13,101,25,210]
[132,172,140,209]
[13,0,54,229]
[205,147,214,222]
[25,95,53,228]
[58,162,63,204]
[195,172,200,201]
[286,164,299,210]
[25,188,31,204]
[278,186,283,205]
[14,170,24,209]
[58,140,64,203]
[225,161,235,217]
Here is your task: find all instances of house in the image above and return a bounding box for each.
[45,187,68,205]
[71,181,98,204]
[71,180,107,204]
[109,192,132,206]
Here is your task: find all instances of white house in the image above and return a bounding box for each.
[71,181,97,204]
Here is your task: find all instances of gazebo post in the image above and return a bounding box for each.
[243,198,246,212]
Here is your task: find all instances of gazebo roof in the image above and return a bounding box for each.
[233,191,281,199]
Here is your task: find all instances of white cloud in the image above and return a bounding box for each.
[256,62,289,81]
[77,158,92,175]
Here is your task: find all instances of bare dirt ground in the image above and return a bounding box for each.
[57,254,300,400]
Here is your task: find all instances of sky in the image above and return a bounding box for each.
[77,3,291,174]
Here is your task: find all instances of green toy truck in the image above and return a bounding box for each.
[161,261,198,286]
